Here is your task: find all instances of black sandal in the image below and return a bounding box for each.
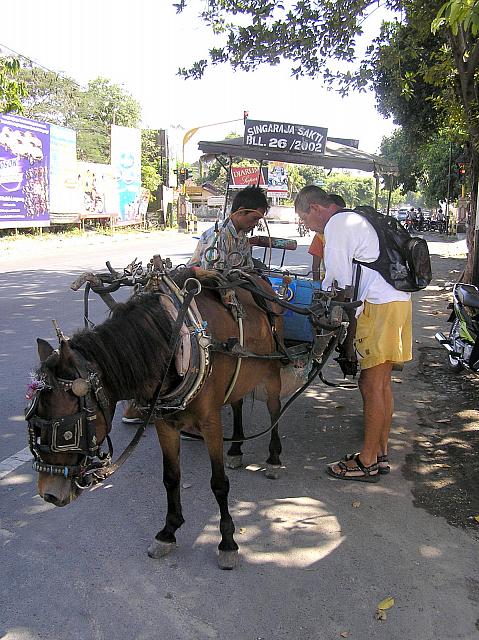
[326,453,380,483]
[377,454,390,475]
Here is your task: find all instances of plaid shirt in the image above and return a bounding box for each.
[187,218,254,270]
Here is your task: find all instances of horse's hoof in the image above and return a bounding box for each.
[148,539,176,559]
[265,464,281,479]
[226,454,243,469]
[218,550,238,570]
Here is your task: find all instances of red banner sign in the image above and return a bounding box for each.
[230,165,267,188]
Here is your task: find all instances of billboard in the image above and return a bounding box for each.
[0,114,50,228]
[267,161,288,197]
[76,162,120,218]
[49,124,79,216]
[229,165,267,188]
[111,125,142,224]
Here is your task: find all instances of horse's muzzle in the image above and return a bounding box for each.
[39,475,78,506]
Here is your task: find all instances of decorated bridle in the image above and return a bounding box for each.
[27,279,203,490]
[26,324,114,489]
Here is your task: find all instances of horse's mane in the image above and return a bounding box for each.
[69,292,174,399]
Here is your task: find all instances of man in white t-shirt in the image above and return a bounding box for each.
[295,186,412,483]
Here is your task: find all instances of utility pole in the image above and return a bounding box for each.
[156,130,167,226]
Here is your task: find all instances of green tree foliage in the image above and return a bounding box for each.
[16,69,142,166]
[18,67,80,126]
[296,165,326,187]
[176,0,479,276]
[0,57,26,113]
[141,129,171,204]
[380,129,424,194]
[421,137,463,205]
[321,172,403,210]
[72,78,141,163]
[199,158,225,191]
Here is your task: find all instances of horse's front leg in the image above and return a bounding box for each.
[226,399,244,469]
[265,385,282,479]
[203,412,239,570]
[148,420,184,560]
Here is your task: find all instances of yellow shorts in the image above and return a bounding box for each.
[354,300,412,370]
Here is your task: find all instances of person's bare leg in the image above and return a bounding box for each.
[327,362,394,478]
[359,362,393,466]
[378,367,394,457]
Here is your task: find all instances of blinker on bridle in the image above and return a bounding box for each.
[27,327,113,488]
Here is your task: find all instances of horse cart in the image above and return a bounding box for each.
[26,235,360,569]
[26,130,390,567]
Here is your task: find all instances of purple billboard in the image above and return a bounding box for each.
[0,114,50,228]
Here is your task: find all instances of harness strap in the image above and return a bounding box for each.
[93,288,196,481]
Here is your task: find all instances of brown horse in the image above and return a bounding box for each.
[30,269,284,569]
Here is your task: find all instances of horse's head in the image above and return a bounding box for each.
[28,338,113,507]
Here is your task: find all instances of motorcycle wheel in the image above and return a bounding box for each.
[447,319,464,372]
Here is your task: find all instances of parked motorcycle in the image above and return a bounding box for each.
[435,282,479,372]
[428,219,445,233]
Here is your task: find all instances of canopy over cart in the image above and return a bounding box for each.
[197,135,398,213]
[198,136,398,176]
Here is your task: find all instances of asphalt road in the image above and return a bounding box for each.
[1,225,478,640]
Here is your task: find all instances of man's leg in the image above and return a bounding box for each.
[358,362,394,467]
[327,362,393,479]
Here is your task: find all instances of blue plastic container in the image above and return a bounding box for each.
[268,276,322,342]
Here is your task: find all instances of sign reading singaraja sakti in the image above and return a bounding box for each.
[244,119,328,155]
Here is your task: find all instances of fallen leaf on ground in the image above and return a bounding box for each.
[340,632,350,638]
[352,501,361,508]
[182,483,192,489]
[376,596,395,620]
[335,404,345,409]
[474,515,479,523]
[377,596,395,610]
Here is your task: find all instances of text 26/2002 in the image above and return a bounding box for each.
[246,135,324,152]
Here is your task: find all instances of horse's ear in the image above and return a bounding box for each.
[59,339,75,365]
[37,338,54,362]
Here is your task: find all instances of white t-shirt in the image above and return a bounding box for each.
[322,211,410,315]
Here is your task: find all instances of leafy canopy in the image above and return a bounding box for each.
[0,57,27,113]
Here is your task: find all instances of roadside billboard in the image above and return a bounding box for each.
[111,125,142,225]
[0,114,50,228]
[267,161,288,197]
[49,124,79,217]
[76,162,120,219]
[229,165,267,188]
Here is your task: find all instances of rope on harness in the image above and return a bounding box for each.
[222,331,340,443]
[222,361,323,443]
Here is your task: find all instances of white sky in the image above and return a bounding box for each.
[1,0,397,162]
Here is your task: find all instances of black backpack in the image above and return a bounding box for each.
[351,206,432,292]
